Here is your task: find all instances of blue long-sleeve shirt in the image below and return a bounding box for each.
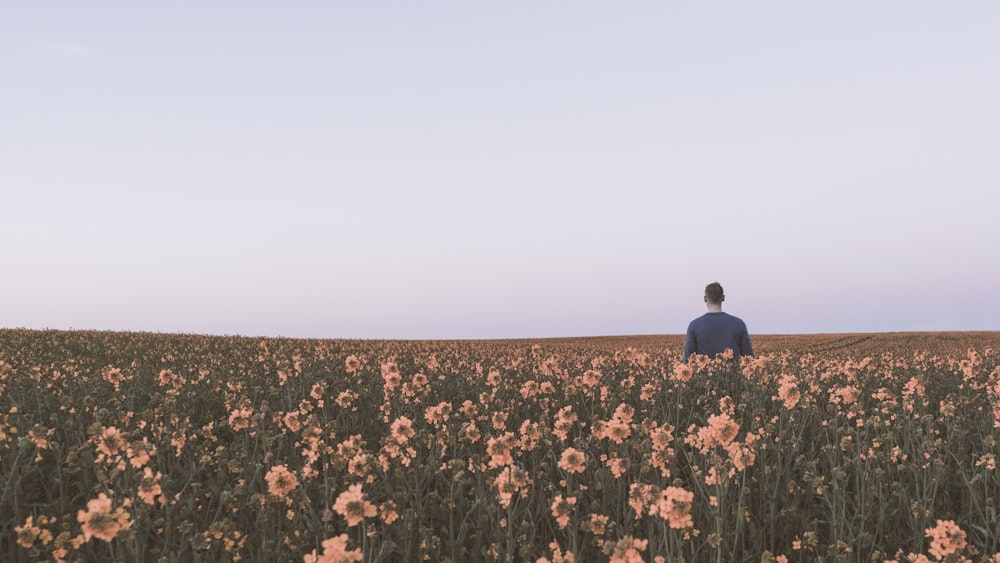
[683,312,753,363]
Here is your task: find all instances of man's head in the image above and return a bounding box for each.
[704,282,725,306]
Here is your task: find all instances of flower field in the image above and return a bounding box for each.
[2,329,1000,562]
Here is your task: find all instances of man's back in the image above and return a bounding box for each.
[684,312,753,363]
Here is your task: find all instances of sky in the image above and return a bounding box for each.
[3,2,999,340]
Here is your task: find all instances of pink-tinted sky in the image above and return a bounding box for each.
[3,2,998,339]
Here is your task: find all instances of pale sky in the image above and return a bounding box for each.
[3,2,998,339]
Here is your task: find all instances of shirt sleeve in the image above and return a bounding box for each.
[683,323,696,363]
[740,323,753,357]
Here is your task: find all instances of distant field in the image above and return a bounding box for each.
[424,331,1000,357]
[2,329,999,562]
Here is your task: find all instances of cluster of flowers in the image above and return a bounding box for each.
[2,329,1000,561]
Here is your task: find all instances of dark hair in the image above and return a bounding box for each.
[705,282,724,304]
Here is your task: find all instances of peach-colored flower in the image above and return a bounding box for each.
[553,406,578,442]
[381,361,402,393]
[608,536,648,563]
[283,411,302,433]
[558,447,586,474]
[333,484,377,526]
[266,464,299,497]
[412,372,429,388]
[487,433,517,469]
[229,407,254,431]
[16,516,53,548]
[310,381,326,400]
[519,420,543,451]
[492,411,509,431]
[776,374,801,409]
[628,482,658,520]
[834,385,860,406]
[688,413,740,453]
[494,466,531,508]
[486,369,501,386]
[77,493,132,542]
[424,401,452,427]
[581,369,602,387]
[303,534,363,563]
[925,519,967,560]
[138,467,163,505]
[586,513,609,535]
[550,495,576,528]
[463,421,482,443]
[390,416,415,444]
[379,500,399,525]
[29,424,52,449]
[603,454,628,478]
[538,540,575,563]
[520,379,540,399]
[671,361,693,382]
[344,355,361,373]
[102,366,125,388]
[95,426,126,458]
[334,390,357,411]
[127,439,153,468]
[651,486,694,529]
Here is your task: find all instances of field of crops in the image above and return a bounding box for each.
[2,329,1000,562]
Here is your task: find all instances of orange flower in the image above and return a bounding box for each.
[487,433,517,469]
[550,495,576,528]
[671,361,693,382]
[381,361,401,392]
[486,369,501,386]
[138,467,163,505]
[379,500,399,525]
[628,483,658,520]
[776,374,801,409]
[332,484,376,526]
[494,466,531,508]
[925,519,967,560]
[344,355,361,373]
[77,493,132,542]
[491,411,508,431]
[462,421,481,443]
[519,420,543,451]
[602,454,628,478]
[95,426,126,458]
[390,416,415,444]
[411,372,428,388]
[557,447,586,474]
[608,536,647,563]
[834,385,860,406]
[651,486,694,529]
[603,418,632,444]
[586,513,609,535]
[102,366,125,388]
[553,406,578,442]
[688,413,740,453]
[29,424,51,449]
[283,411,302,433]
[127,439,153,468]
[424,401,452,427]
[336,390,359,410]
[228,407,254,431]
[15,516,53,548]
[538,540,575,563]
[303,534,363,563]
[266,464,299,497]
[581,369,602,387]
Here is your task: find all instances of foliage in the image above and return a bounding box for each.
[2,329,1000,562]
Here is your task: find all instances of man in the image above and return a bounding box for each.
[683,282,753,363]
